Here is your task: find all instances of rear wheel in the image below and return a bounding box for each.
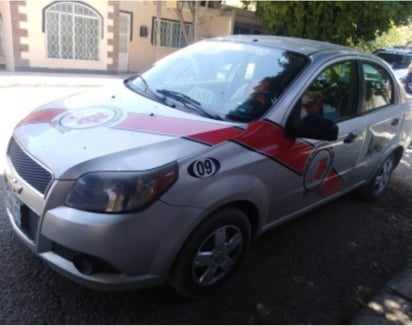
[169,207,251,298]
[356,154,395,200]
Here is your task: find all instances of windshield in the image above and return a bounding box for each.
[128,40,308,122]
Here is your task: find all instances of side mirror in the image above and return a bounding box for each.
[293,115,339,141]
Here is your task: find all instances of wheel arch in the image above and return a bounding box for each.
[227,200,260,237]
[392,145,404,168]
[196,199,263,240]
[367,145,404,183]
[355,145,402,200]
[167,203,258,297]
[167,199,261,280]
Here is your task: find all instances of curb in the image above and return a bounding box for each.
[352,259,412,325]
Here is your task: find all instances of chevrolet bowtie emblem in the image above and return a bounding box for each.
[6,173,23,194]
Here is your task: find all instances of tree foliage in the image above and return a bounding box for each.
[355,23,412,52]
[256,1,412,46]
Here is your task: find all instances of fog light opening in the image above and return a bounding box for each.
[73,254,95,275]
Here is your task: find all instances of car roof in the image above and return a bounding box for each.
[212,34,363,57]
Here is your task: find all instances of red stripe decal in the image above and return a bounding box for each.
[233,120,344,196]
[114,113,243,145]
[17,108,65,126]
[115,116,344,197]
[117,116,344,196]
[16,109,344,197]
[190,127,244,145]
[233,120,313,174]
[319,170,345,197]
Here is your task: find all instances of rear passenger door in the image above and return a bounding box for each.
[355,62,404,179]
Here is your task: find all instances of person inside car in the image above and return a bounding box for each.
[300,91,324,118]
[401,62,412,94]
[226,75,282,122]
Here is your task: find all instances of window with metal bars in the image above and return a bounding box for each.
[45,2,100,60]
[152,17,192,48]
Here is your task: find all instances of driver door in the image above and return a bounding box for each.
[274,60,366,218]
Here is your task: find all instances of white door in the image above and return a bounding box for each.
[118,12,131,72]
[0,14,4,60]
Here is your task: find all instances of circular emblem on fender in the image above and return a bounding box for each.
[303,149,334,190]
[188,158,220,178]
[59,107,118,129]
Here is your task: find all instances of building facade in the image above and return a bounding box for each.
[0,0,261,73]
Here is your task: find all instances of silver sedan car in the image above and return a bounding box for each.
[4,35,412,298]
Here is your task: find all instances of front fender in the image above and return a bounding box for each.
[163,173,270,235]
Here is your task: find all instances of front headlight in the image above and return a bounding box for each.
[65,162,178,213]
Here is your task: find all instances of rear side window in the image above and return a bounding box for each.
[361,63,393,112]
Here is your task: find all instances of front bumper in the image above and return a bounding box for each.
[4,157,201,291]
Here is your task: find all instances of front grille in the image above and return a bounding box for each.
[7,138,53,194]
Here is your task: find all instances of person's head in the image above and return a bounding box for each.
[302,91,323,115]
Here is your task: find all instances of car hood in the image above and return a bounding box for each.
[12,83,242,179]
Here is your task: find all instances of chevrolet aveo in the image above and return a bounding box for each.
[4,35,412,298]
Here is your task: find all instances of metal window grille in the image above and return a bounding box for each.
[152,18,192,48]
[0,14,4,57]
[46,2,100,60]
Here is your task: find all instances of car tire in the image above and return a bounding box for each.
[355,154,395,200]
[169,207,251,299]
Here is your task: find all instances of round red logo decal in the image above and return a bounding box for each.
[59,107,119,129]
[303,149,334,190]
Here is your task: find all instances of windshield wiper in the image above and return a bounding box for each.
[124,75,165,104]
[156,89,219,119]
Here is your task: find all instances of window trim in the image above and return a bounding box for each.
[285,57,400,131]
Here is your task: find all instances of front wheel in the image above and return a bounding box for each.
[169,207,251,298]
[356,154,395,200]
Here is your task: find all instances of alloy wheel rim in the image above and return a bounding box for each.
[192,225,243,286]
[374,158,393,195]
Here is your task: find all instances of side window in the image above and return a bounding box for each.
[300,61,358,121]
[361,63,393,112]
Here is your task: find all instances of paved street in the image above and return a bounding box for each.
[0,77,412,323]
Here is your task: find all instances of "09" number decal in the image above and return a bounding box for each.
[188,158,220,178]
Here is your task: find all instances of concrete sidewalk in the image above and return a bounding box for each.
[352,258,412,325]
[0,70,129,87]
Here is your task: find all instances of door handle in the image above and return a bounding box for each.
[343,132,357,144]
[391,118,400,126]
